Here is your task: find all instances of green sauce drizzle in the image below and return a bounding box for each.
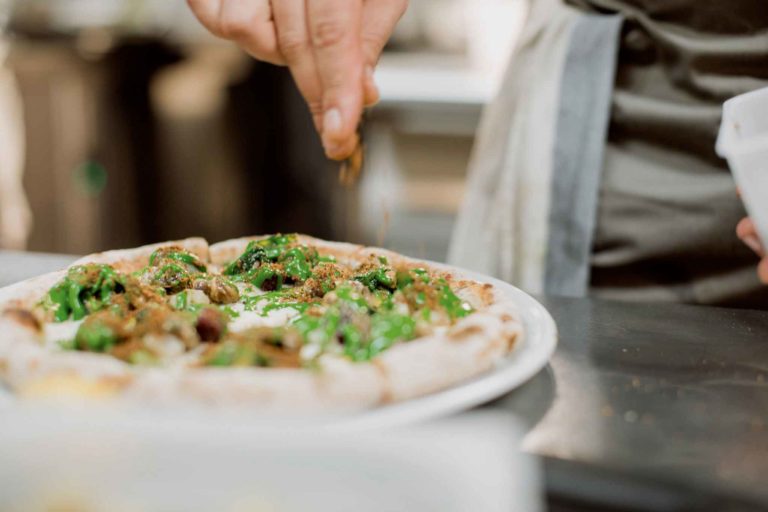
[438,279,473,319]
[224,234,319,290]
[262,301,318,315]
[354,266,395,292]
[220,306,240,319]
[47,264,125,322]
[149,248,206,272]
[75,320,117,352]
[246,266,285,290]
[223,234,297,276]
[282,247,315,281]
[207,343,271,367]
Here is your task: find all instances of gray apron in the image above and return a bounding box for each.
[574,0,768,307]
[450,0,768,308]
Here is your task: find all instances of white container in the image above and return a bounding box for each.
[0,409,542,512]
[716,86,768,245]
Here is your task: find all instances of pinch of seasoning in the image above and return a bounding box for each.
[339,137,364,187]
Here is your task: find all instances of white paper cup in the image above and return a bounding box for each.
[717,86,768,245]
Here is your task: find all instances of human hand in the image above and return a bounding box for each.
[736,216,768,283]
[187,0,407,160]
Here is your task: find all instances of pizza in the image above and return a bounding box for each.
[0,234,522,411]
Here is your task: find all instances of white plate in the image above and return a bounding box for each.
[0,263,558,427]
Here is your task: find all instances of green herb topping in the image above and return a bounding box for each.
[47,264,126,322]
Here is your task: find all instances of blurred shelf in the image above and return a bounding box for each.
[376,52,496,108]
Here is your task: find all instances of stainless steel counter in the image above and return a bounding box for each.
[2,252,767,510]
[496,296,768,511]
[0,250,77,287]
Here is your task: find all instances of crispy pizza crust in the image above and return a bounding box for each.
[0,236,522,411]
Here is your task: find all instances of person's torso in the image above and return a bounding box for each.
[566,0,768,307]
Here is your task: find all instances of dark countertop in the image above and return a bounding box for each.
[493,296,768,511]
[2,251,767,510]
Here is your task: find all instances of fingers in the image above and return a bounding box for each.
[363,65,378,107]
[361,0,408,105]
[307,0,365,159]
[361,0,407,63]
[271,0,324,130]
[736,217,768,283]
[737,217,764,256]
[187,0,221,30]
[188,0,406,159]
[758,258,768,284]
[736,216,756,240]
[190,0,285,65]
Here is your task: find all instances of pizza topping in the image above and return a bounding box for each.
[172,289,210,311]
[286,283,416,363]
[219,244,475,363]
[145,250,240,304]
[224,234,320,290]
[195,307,227,342]
[206,342,271,367]
[243,263,286,291]
[70,302,208,363]
[364,311,416,359]
[192,275,240,304]
[202,327,301,368]
[46,264,129,322]
[142,247,216,296]
[74,313,121,353]
[36,236,478,368]
[437,279,474,320]
[142,262,192,294]
[223,234,295,276]
[149,246,207,273]
[353,264,396,292]
[128,349,159,366]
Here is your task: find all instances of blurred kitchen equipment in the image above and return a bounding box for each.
[717,86,768,245]
[11,0,199,38]
[5,0,527,256]
[350,0,527,261]
[0,0,31,250]
[8,0,334,253]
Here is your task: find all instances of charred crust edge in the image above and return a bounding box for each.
[2,308,42,332]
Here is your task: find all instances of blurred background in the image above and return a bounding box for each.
[0,0,526,261]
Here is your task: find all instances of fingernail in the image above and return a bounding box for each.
[744,235,763,255]
[323,108,342,138]
[364,66,380,106]
[323,144,339,159]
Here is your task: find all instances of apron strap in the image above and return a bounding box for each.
[545,13,623,297]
